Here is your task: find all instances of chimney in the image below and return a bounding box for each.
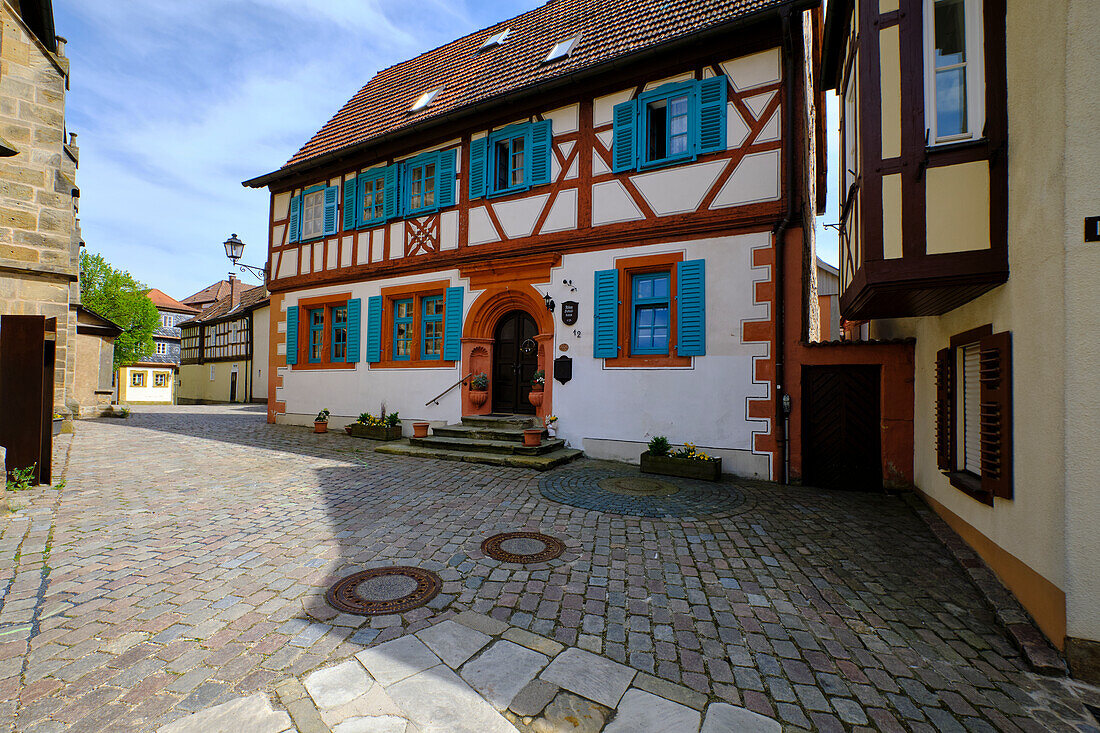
[56,36,67,57]
[227,274,241,308]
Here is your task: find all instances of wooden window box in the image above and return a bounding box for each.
[640,453,722,482]
[345,424,403,441]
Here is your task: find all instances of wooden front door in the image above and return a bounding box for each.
[229,371,237,402]
[492,310,538,414]
[802,365,882,491]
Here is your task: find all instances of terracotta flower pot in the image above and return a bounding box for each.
[344,424,353,435]
[413,422,430,438]
[528,388,544,409]
[469,390,488,408]
[314,421,328,434]
[523,428,543,447]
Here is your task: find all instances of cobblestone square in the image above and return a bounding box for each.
[1,405,1097,731]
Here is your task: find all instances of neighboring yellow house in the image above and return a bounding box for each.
[178,279,269,404]
[822,0,1100,681]
[117,363,175,404]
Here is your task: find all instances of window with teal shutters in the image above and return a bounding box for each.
[593,269,619,358]
[469,137,488,200]
[529,119,552,186]
[638,80,696,169]
[443,286,463,361]
[366,296,382,363]
[358,167,388,227]
[612,99,638,173]
[696,76,728,154]
[322,185,339,236]
[676,259,706,356]
[631,272,671,355]
[342,177,357,231]
[286,305,299,364]
[346,298,361,363]
[437,149,457,208]
[288,195,301,243]
[402,151,454,216]
[383,165,399,220]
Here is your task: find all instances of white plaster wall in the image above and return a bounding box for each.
[252,305,270,401]
[121,367,174,404]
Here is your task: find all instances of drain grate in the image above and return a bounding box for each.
[481,532,566,564]
[326,566,442,616]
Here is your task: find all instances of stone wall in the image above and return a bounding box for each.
[0,3,79,412]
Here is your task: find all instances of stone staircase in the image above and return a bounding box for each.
[375,415,582,470]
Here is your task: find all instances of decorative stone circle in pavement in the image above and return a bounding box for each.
[481,531,566,564]
[326,566,442,615]
[539,465,748,518]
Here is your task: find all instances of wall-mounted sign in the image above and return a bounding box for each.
[561,300,578,326]
[554,355,572,384]
[1086,216,1100,243]
[558,343,569,352]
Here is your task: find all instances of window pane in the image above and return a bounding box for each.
[511,136,525,187]
[374,177,385,218]
[636,278,653,299]
[934,0,966,67]
[424,164,436,207]
[425,298,444,316]
[936,68,968,137]
[495,140,510,190]
[397,301,413,318]
[652,274,669,298]
[312,309,324,326]
[647,99,668,161]
[362,180,374,220]
[303,190,324,238]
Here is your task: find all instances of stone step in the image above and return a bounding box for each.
[461,414,541,430]
[432,424,546,443]
[410,434,566,456]
[375,440,582,471]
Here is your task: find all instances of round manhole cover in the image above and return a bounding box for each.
[598,476,680,497]
[481,532,566,564]
[326,566,441,615]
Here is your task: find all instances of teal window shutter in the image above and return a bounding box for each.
[383,164,399,220]
[366,296,382,363]
[342,177,358,230]
[443,286,463,361]
[696,76,728,154]
[288,194,301,243]
[438,149,457,208]
[322,185,339,236]
[529,120,552,186]
[286,306,299,365]
[676,259,706,356]
[469,137,488,199]
[593,269,619,358]
[346,298,361,363]
[612,99,638,173]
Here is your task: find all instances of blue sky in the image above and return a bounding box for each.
[57,0,837,301]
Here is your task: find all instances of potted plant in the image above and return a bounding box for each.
[468,373,489,408]
[544,415,558,438]
[413,421,430,438]
[529,369,545,409]
[640,437,722,481]
[52,413,63,436]
[347,410,403,441]
[523,428,543,447]
[314,408,330,434]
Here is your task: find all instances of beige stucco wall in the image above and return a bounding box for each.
[251,305,269,401]
[871,0,1100,646]
[72,330,114,416]
[179,360,251,403]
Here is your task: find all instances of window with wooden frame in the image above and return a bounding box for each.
[405,155,439,215]
[154,372,168,388]
[285,294,360,369]
[936,325,1012,504]
[131,371,145,387]
[469,122,551,200]
[288,183,340,242]
[924,0,985,144]
[612,77,727,173]
[364,283,464,368]
[593,253,706,367]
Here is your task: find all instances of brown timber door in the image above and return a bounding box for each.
[492,311,538,415]
[802,365,882,491]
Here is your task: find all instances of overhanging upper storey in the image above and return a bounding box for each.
[821,0,1008,320]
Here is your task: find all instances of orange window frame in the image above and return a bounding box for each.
[292,292,355,370]
[374,280,457,369]
[605,251,690,368]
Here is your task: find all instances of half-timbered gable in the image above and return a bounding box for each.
[246,0,824,479]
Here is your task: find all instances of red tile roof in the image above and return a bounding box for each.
[179,285,269,326]
[181,280,234,308]
[146,288,199,314]
[248,0,799,185]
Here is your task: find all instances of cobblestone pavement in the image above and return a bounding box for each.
[1,404,1098,732]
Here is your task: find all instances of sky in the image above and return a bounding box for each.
[56,0,838,301]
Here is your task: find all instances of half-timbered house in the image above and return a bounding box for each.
[821,0,1100,680]
[245,0,825,476]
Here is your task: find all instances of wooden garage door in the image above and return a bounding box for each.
[802,365,882,491]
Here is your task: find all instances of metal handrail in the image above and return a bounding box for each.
[425,372,473,406]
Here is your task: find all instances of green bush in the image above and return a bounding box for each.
[647,436,671,456]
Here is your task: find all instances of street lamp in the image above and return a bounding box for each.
[223,233,265,280]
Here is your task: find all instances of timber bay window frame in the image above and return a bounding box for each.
[924,0,985,145]
[935,325,1012,505]
[469,120,552,200]
[388,294,443,362]
[286,295,361,369]
[593,253,706,367]
[364,284,464,368]
[289,183,340,243]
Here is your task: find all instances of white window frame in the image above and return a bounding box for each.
[923,0,985,145]
[301,189,325,239]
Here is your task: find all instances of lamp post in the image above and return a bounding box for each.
[223,233,266,281]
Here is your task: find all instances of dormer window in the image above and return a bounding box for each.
[410,87,441,113]
[543,34,579,64]
[480,29,510,51]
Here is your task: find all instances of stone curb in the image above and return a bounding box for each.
[902,492,1069,676]
[276,677,331,733]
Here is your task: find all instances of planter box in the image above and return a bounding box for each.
[640,452,722,481]
[52,417,62,436]
[347,424,403,441]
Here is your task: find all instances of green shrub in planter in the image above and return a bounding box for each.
[640,442,721,481]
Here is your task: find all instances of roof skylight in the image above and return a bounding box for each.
[480,28,510,50]
[410,87,441,112]
[544,34,580,63]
